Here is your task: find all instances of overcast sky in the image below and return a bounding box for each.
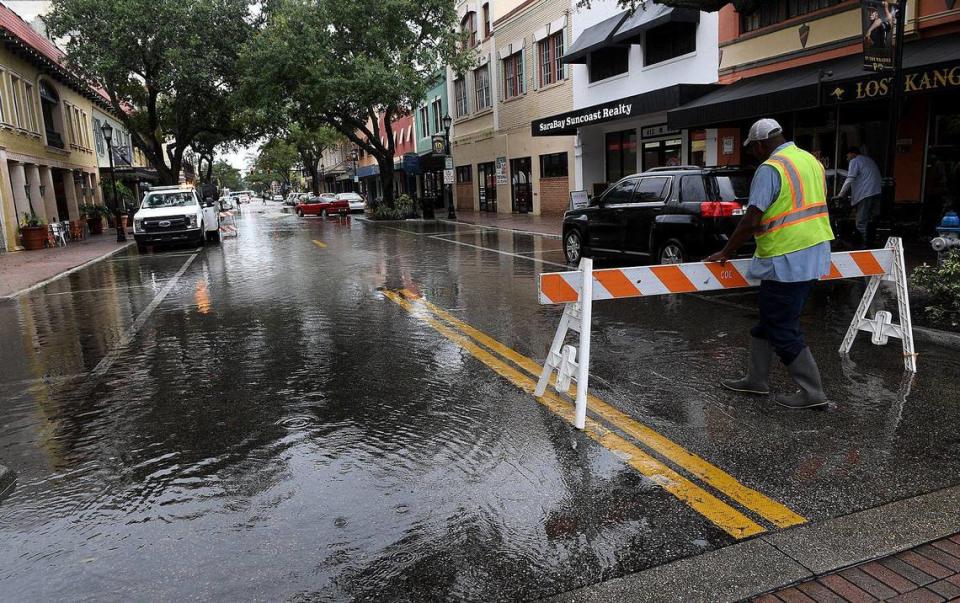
[6,0,256,174]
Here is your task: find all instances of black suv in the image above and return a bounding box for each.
[562,166,755,264]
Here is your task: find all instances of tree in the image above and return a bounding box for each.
[240,0,471,207]
[251,138,299,191]
[579,0,762,13]
[46,0,257,184]
[286,124,343,195]
[211,160,244,191]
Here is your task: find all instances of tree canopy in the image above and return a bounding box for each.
[46,0,259,184]
[239,0,471,206]
[211,160,244,191]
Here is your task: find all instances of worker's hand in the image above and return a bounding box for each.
[705,251,729,264]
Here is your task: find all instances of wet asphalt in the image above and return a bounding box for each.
[0,202,958,601]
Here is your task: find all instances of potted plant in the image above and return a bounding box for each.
[82,204,106,234]
[19,213,47,250]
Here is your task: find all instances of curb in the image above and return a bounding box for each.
[546,484,960,603]
[436,218,563,240]
[0,464,15,502]
[2,241,135,300]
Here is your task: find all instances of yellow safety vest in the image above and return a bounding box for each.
[755,143,835,258]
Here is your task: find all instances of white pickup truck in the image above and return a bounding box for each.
[133,185,220,252]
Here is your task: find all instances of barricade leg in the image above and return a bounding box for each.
[534,258,594,430]
[839,237,917,373]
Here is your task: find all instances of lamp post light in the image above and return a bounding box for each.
[100,122,126,242]
[442,114,455,220]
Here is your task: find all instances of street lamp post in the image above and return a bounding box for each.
[350,148,358,194]
[320,163,325,194]
[100,122,126,242]
[443,114,455,220]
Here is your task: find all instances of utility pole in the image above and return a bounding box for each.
[879,0,907,242]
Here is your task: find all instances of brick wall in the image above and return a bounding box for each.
[539,176,569,215]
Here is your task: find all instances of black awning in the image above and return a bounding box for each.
[612,2,699,45]
[533,84,718,136]
[562,11,628,65]
[667,34,960,130]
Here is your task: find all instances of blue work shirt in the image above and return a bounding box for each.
[840,154,883,205]
[747,142,832,283]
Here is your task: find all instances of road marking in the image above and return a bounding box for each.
[398,289,807,530]
[384,290,766,539]
[428,236,569,268]
[91,252,198,378]
[312,240,327,249]
[41,282,168,296]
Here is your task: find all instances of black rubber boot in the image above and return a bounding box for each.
[721,337,774,395]
[776,347,828,409]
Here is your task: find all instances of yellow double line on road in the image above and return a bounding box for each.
[383,288,806,539]
[312,240,327,248]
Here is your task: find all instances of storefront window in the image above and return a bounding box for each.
[923,100,960,232]
[605,130,637,183]
[539,152,568,178]
[643,138,682,170]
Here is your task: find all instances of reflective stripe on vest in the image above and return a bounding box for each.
[755,144,834,258]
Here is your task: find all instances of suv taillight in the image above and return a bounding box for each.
[700,201,744,218]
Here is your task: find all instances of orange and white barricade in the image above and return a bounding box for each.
[219,210,239,238]
[535,237,916,430]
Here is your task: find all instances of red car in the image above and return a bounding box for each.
[296,193,349,217]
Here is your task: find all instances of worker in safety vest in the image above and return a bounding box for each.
[706,118,835,410]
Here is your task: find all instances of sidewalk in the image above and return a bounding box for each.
[758,534,960,602]
[441,210,562,238]
[0,234,132,298]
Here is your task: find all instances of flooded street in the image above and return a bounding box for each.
[1,204,959,601]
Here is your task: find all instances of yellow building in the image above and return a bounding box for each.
[0,4,106,252]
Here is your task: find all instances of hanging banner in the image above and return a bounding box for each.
[861,0,901,72]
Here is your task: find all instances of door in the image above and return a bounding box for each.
[478,162,497,212]
[622,176,671,254]
[587,177,638,252]
[53,170,69,222]
[510,157,532,213]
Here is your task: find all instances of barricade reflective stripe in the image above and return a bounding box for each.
[766,156,805,209]
[538,248,894,305]
[758,203,829,234]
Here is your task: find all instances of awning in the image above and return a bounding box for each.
[667,35,960,130]
[611,3,699,45]
[357,164,379,178]
[562,11,628,65]
[532,84,718,136]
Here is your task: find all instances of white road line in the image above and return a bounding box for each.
[436,218,563,240]
[91,252,198,378]
[41,282,168,296]
[511,248,564,255]
[428,236,570,268]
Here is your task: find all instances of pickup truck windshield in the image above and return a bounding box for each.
[142,192,198,208]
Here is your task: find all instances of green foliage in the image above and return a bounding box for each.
[20,212,45,228]
[80,204,108,219]
[369,193,416,220]
[250,139,300,186]
[101,180,135,206]
[911,250,960,329]
[239,0,471,207]
[212,160,244,191]
[46,0,257,184]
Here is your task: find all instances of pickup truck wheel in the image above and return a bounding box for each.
[321,209,329,218]
[197,226,206,247]
[564,230,584,264]
[658,239,686,265]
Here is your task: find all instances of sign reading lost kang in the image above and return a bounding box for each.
[861,0,901,72]
[824,64,960,104]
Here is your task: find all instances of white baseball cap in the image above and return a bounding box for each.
[743,118,783,147]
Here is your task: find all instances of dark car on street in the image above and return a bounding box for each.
[561,166,755,265]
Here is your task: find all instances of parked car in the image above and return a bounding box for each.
[296,193,349,217]
[284,192,306,207]
[272,194,284,202]
[133,185,220,251]
[561,166,755,265]
[337,192,366,213]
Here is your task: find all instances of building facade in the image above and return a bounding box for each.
[414,73,450,211]
[0,3,105,251]
[666,0,960,235]
[536,0,719,198]
[450,0,577,216]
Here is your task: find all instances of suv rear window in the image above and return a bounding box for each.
[714,174,752,203]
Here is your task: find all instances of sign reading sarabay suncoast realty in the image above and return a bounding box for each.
[861,0,901,72]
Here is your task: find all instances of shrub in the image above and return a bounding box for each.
[910,250,960,330]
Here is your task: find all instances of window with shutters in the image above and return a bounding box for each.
[474,65,491,111]
[482,4,491,38]
[644,22,696,66]
[419,106,429,138]
[588,46,628,83]
[538,32,563,87]
[432,98,442,131]
[503,51,524,99]
[461,12,477,48]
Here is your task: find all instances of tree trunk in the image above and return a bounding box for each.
[309,165,320,195]
[378,156,395,208]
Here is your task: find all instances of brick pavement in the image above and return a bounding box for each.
[0,233,132,297]
[756,534,960,602]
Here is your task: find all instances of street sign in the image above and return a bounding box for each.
[444,157,453,170]
[432,135,446,156]
[495,157,508,185]
[443,169,455,185]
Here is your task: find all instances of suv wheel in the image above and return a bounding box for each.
[658,239,685,264]
[564,230,584,264]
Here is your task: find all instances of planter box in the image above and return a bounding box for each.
[19,225,47,250]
